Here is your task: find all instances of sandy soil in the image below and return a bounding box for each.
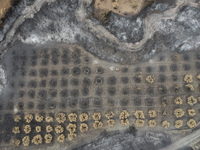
[94,0,146,17]
[0,0,13,24]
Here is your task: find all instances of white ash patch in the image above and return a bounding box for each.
[0,66,6,95]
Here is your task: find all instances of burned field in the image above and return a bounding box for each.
[0,41,199,149]
[0,0,200,150]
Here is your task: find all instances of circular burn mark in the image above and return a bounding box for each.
[18,102,24,110]
[135,67,141,72]
[145,98,154,106]
[9,81,15,88]
[134,75,142,83]
[171,54,179,62]
[133,97,141,106]
[30,60,37,67]
[69,99,78,108]
[83,78,91,86]
[121,77,129,84]
[93,98,102,107]
[62,53,69,59]
[159,65,166,72]
[107,98,115,106]
[70,78,79,86]
[6,102,14,110]
[11,71,16,77]
[20,60,27,67]
[171,84,179,93]
[73,58,81,64]
[146,66,153,73]
[28,90,35,98]
[37,102,45,110]
[158,74,167,83]
[96,67,104,74]
[107,87,116,96]
[121,68,128,73]
[60,89,68,98]
[19,81,25,88]
[122,87,129,95]
[48,102,56,109]
[75,48,81,54]
[170,64,179,72]
[31,50,37,55]
[158,85,167,94]
[83,67,91,75]
[62,58,70,64]
[38,90,47,99]
[39,68,48,77]
[196,52,200,60]
[40,80,46,87]
[31,55,37,60]
[80,98,89,108]
[29,80,37,88]
[120,98,129,106]
[0,104,3,111]
[160,97,168,105]
[82,87,89,96]
[27,101,34,109]
[41,59,49,66]
[51,70,58,76]
[71,49,81,59]
[51,49,60,57]
[84,57,90,63]
[49,90,57,98]
[134,87,141,95]
[158,55,165,61]
[19,91,25,98]
[51,58,59,65]
[9,92,15,99]
[195,62,200,70]
[171,75,178,81]
[72,67,81,76]
[107,76,117,86]
[49,79,57,87]
[183,84,194,92]
[20,70,26,76]
[146,87,154,95]
[60,78,68,87]
[12,51,16,55]
[62,48,69,55]
[70,89,79,98]
[96,88,103,96]
[61,68,69,75]
[42,53,49,59]
[29,70,37,76]
[95,76,104,85]
[59,102,66,109]
[183,64,191,71]
[182,54,190,61]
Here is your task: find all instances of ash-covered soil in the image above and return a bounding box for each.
[73,131,171,150]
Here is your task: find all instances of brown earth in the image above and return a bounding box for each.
[94,0,155,18]
[94,0,176,23]
[0,0,15,25]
